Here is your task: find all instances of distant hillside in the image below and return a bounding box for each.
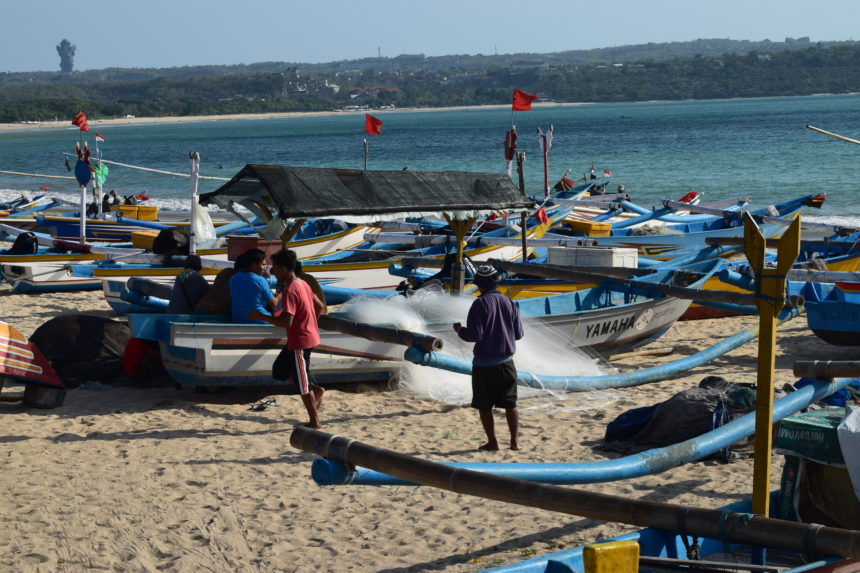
[1,38,859,123]
[0,37,846,82]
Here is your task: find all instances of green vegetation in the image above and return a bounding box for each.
[1,38,859,123]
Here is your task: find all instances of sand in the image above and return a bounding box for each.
[0,283,856,572]
[0,103,584,133]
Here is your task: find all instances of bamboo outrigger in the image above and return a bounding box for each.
[290,426,860,560]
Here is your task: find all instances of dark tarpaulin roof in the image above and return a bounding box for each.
[198,164,534,222]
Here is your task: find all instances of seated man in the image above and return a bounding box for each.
[194,265,237,316]
[167,255,210,314]
[228,249,277,324]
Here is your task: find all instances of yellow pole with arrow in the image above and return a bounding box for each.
[745,211,801,518]
[444,215,477,296]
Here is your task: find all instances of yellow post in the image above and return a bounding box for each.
[443,215,476,296]
[745,212,801,517]
[583,540,639,573]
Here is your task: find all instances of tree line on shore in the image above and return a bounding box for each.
[1,42,859,123]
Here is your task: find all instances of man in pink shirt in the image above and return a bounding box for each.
[248,249,326,428]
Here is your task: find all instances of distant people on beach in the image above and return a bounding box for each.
[454,265,524,451]
[101,189,120,213]
[167,255,210,314]
[248,249,325,429]
[229,249,277,324]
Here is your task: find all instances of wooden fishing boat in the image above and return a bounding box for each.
[0,319,67,408]
[124,258,719,389]
[482,496,860,572]
[798,280,860,346]
[290,423,860,573]
[1,217,368,293]
[89,208,560,310]
[682,232,860,320]
[545,193,824,260]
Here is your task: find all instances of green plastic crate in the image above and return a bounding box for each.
[775,406,846,467]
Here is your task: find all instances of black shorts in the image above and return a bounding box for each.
[272,347,313,395]
[471,360,518,410]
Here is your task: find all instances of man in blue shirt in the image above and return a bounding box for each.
[454,265,525,451]
[229,249,277,324]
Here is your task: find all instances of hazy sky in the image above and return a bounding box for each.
[3,0,858,72]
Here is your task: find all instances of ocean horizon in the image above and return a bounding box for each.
[2,93,859,228]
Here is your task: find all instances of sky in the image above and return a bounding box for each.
[3,0,859,73]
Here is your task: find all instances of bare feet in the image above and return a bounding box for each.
[304,421,322,430]
[478,442,499,451]
[510,441,523,451]
[312,386,325,411]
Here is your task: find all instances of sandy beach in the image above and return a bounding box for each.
[0,103,582,133]
[1,279,856,572]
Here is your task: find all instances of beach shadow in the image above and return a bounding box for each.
[183,450,310,465]
[0,421,299,446]
[375,479,715,572]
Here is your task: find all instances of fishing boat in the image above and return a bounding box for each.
[682,232,860,320]
[0,319,67,408]
[290,425,860,573]
[124,258,719,388]
[545,193,824,260]
[798,280,860,346]
[0,215,370,293]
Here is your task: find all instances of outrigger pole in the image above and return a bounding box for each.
[807,124,860,146]
[290,425,860,560]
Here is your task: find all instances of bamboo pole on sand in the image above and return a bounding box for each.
[290,426,860,559]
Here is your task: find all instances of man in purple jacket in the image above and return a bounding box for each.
[454,265,525,451]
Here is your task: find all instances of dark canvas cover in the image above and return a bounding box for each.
[29,314,131,387]
[199,165,534,219]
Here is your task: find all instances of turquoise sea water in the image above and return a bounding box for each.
[1,94,859,225]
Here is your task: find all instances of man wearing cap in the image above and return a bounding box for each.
[454,265,525,451]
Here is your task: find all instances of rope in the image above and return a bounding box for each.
[803,523,825,559]
[0,169,75,180]
[60,154,231,182]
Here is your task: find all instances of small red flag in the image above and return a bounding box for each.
[365,114,383,135]
[603,169,611,177]
[71,111,89,132]
[512,89,538,111]
[95,133,105,142]
[535,207,549,224]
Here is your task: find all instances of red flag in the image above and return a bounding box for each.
[71,111,89,132]
[512,89,537,111]
[603,169,611,177]
[535,207,549,224]
[95,133,105,142]
[365,114,383,135]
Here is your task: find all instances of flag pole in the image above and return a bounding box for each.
[188,151,200,255]
[79,140,87,245]
[78,128,86,244]
[363,138,368,170]
[506,93,516,177]
[94,139,103,218]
